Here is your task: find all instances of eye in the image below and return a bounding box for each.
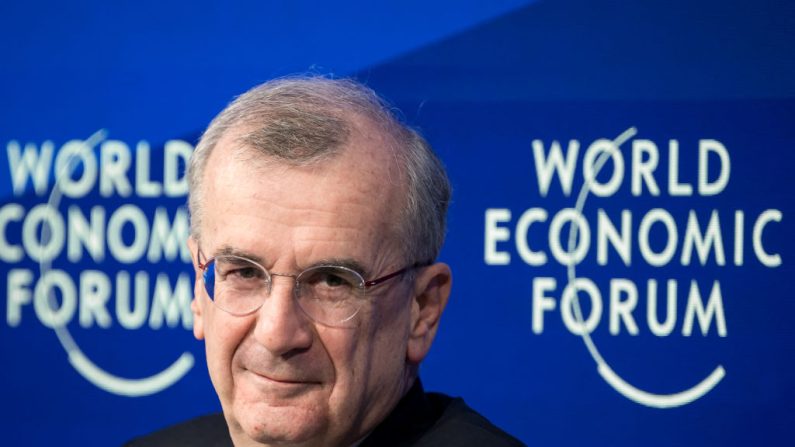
[319,272,349,287]
[300,267,362,302]
[215,257,266,282]
[233,266,262,279]
[306,270,356,289]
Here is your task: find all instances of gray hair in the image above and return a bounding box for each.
[187,75,451,263]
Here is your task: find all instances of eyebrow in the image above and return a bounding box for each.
[310,258,370,278]
[211,246,370,277]
[213,246,267,265]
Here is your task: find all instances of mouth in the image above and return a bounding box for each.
[246,368,321,387]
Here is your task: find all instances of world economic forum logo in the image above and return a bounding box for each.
[484,127,783,408]
[2,130,195,396]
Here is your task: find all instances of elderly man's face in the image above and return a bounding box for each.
[188,123,448,446]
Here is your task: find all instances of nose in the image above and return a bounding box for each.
[252,275,314,357]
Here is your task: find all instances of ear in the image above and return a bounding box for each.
[407,262,452,364]
[187,236,205,340]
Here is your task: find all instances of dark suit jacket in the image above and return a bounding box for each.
[126,379,525,446]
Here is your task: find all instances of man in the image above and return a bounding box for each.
[128,76,524,446]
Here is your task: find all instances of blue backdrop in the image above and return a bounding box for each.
[1,1,793,445]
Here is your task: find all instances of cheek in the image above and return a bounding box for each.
[316,328,358,382]
[323,298,412,390]
[372,310,412,371]
[373,290,413,346]
[325,299,414,430]
[370,294,415,377]
[204,312,252,391]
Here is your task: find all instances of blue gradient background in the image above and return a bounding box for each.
[1,1,793,445]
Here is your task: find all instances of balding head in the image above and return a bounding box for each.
[187,76,451,264]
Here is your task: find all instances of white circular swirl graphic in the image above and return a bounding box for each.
[565,126,725,408]
[39,129,194,397]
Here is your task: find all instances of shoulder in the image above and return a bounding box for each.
[361,380,526,447]
[124,413,232,447]
[418,393,526,447]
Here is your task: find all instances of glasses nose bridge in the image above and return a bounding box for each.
[267,271,301,297]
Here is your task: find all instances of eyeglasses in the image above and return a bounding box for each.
[197,249,429,327]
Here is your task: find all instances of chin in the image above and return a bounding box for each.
[233,399,331,446]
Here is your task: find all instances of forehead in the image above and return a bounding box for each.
[199,120,405,266]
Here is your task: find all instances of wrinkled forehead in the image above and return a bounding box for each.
[200,121,408,251]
